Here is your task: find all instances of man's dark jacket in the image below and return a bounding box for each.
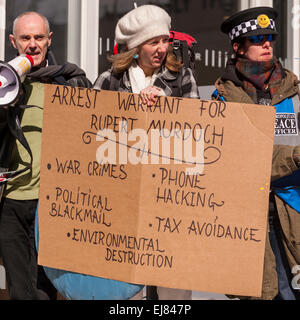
[0,51,92,199]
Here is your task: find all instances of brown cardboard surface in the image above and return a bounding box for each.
[38,84,276,297]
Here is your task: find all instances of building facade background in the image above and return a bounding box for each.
[0,0,299,84]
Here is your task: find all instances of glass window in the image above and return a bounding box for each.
[273,0,287,66]
[99,0,239,85]
[5,0,68,65]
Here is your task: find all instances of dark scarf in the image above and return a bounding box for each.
[27,62,87,85]
[235,57,283,102]
[25,50,87,85]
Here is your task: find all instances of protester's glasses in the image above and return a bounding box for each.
[248,34,276,44]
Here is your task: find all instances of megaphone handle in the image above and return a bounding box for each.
[2,106,34,181]
[7,106,33,159]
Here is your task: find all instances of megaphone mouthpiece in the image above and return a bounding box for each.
[25,54,34,67]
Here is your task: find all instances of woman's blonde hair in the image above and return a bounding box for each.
[108,45,183,74]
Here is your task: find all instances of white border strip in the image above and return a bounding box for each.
[0,0,6,60]
[292,0,300,78]
[67,0,81,66]
[80,0,99,83]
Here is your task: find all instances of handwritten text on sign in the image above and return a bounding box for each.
[38,84,275,297]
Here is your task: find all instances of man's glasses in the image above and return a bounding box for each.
[248,34,276,44]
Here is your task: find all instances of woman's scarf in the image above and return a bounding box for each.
[128,62,158,94]
[128,62,166,96]
[235,57,283,102]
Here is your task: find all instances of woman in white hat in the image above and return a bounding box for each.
[93,4,197,300]
[93,4,199,105]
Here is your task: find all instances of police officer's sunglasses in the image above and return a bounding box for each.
[248,34,276,44]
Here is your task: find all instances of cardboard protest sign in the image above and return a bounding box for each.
[38,84,276,297]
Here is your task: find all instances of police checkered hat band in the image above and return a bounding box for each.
[229,18,276,40]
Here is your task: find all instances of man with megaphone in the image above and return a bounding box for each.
[0,11,91,300]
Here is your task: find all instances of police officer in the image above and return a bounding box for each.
[213,7,300,300]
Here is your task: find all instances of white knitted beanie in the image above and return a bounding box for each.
[115,5,171,50]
